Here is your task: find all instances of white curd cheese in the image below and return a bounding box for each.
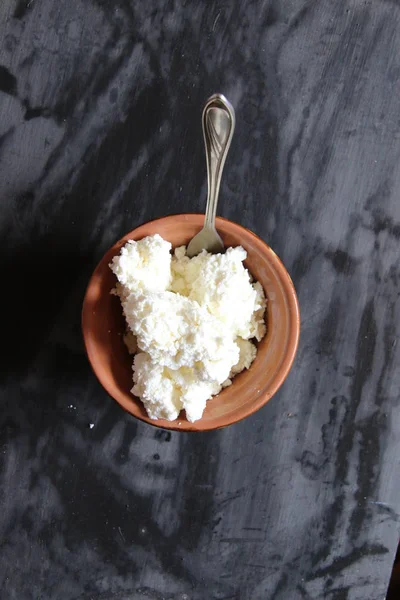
[110,234,266,422]
[121,290,239,374]
[171,246,266,341]
[110,233,171,292]
[132,352,221,422]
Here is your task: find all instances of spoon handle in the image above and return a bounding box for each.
[202,94,235,229]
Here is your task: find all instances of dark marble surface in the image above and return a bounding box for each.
[1,1,400,598]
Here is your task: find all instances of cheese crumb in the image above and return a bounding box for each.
[110,234,266,422]
[110,234,171,292]
[171,246,266,341]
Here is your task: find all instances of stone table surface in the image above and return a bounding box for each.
[1,1,400,599]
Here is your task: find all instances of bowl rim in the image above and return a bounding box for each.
[82,214,300,431]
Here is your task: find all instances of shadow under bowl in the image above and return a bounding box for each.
[82,214,300,432]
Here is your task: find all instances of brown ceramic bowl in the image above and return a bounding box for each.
[82,214,300,431]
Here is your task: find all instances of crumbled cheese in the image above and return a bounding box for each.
[110,234,171,292]
[132,352,221,422]
[121,290,238,373]
[171,246,266,341]
[230,337,258,378]
[110,235,266,422]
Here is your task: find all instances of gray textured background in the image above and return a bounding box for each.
[0,1,400,599]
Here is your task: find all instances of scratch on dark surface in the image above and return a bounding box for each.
[212,11,221,31]
[301,307,325,326]
[310,543,389,579]
[135,587,171,599]
[300,394,348,481]
[217,490,245,507]
[220,538,266,544]
[349,410,385,539]
[368,500,399,521]
[376,308,398,409]
[346,300,379,540]
[287,0,318,33]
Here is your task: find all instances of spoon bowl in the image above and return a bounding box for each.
[186,225,224,256]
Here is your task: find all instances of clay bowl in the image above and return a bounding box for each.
[82,214,300,431]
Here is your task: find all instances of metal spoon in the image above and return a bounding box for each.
[186,93,236,258]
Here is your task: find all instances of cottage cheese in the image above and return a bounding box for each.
[110,234,266,422]
[110,234,172,292]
